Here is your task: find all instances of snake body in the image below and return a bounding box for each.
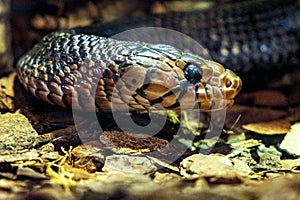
[17,0,299,112]
[17,32,241,112]
[75,0,300,85]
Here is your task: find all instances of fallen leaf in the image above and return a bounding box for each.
[179,154,248,182]
[242,120,291,134]
[280,158,300,170]
[0,113,38,154]
[102,155,157,174]
[16,166,48,180]
[0,73,17,111]
[280,122,300,156]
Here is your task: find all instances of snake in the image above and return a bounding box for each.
[16,0,299,113]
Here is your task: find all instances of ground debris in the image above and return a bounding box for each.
[179,154,248,183]
[100,130,169,153]
[71,145,104,173]
[103,154,157,174]
[242,119,291,135]
[0,73,16,111]
[1,61,300,198]
[0,179,27,200]
[0,112,38,154]
[280,123,300,156]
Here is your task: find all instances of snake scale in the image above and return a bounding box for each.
[17,0,299,113]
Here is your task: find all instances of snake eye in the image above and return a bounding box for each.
[184,64,202,84]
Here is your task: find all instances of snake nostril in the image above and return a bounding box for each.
[225,78,232,88]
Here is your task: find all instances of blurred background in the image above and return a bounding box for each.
[1,0,230,76]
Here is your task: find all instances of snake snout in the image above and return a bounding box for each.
[222,69,242,99]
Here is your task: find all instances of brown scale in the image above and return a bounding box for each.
[49,93,65,108]
[51,75,62,84]
[109,65,148,111]
[95,78,112,112]
[35,79,54,105]
[141,69,179,101]
[47,82,61,95]
[39,73,48,81]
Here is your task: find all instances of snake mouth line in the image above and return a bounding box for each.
[152,80,236,112]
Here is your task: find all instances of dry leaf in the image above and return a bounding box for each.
[280,122,300,156]
[0,113,38,154]
[180,154,248,181]
[0,73,16,111]
[242,120,291,134]
[102,155,157,174]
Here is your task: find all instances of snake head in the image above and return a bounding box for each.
[180,57,242,111]
[128,46,242,112]
[125,45,242,112]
